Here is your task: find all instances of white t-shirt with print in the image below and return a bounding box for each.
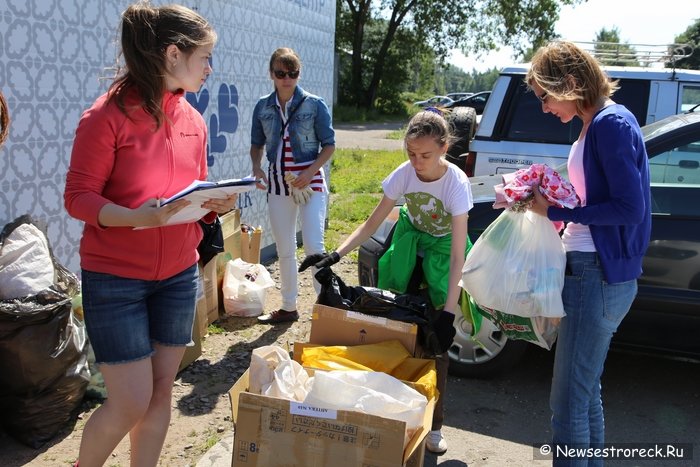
[382,160,473,237]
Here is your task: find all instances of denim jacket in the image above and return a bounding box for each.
[250,85,335,164]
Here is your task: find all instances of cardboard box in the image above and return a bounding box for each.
[200,258,219,325]
[178,308,203,372]
[240,225,262,264]
[309,304,419,356]
[220,209,241,261]
[217,209,241,310]
[229,369,433,467]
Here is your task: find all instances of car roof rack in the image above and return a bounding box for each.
[571,41,694,69]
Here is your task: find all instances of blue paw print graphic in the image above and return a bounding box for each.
[217,83,239,134]
[186,82,239,167]
[186,88,209,115]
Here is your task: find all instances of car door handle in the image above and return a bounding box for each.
[678,160,699,169]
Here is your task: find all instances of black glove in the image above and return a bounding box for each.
[434,311,457,354]
[298,251,340,272]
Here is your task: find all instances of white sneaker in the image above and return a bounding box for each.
[426,429,447,454]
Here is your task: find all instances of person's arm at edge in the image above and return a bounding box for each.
[293,144,335,188]
[250,144,268,189]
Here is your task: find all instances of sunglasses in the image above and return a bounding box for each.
[273,69,300,79]
[536,91,548,104]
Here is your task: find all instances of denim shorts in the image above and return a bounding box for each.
[81,263,199,365]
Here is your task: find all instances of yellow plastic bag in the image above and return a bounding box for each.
[300,340,437,400]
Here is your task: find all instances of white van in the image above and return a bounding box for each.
[469,64,700,176]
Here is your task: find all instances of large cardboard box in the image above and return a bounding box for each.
[309,304,419,356]
[217,209,241,311]
[200,258,219,325]
[228,369,433,467]
[220,209,242,261]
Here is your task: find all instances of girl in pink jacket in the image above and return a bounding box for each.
[64,3,234,466]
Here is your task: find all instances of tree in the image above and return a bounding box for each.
[671,18,700,70]
[337,0,582,109]
[593,27,639,67]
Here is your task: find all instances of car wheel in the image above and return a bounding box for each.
[448,312,529,378]
[445,106,477,171]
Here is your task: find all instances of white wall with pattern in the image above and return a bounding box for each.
[0,0,336,273]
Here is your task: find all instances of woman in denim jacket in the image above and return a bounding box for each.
[250,47,335,324]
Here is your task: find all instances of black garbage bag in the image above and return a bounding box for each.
[314,266,456,356]
[0,215,89,448]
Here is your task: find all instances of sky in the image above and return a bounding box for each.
[449,0,700,72]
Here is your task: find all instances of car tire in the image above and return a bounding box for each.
[448,312,529,378]
[445,106,477,171]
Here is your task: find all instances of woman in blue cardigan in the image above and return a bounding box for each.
[526,41,651,467]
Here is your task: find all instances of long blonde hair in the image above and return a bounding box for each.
[526,41,618,116]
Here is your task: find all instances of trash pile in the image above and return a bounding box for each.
[0,215,89,448]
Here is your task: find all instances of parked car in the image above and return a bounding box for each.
[358,110,700,377]
[444,91,491,115]
[413,95,453,108]
[447,92,473,101]
[468,64,700,177]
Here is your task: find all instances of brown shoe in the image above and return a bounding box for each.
[257,309,299,324]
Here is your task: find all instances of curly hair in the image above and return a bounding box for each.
[526,41,618,116]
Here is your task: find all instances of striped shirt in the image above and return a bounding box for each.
[267,98,326,196]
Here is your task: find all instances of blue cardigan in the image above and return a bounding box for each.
[547,104,651,284]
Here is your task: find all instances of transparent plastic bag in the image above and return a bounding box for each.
[222,258,274,317]
[460,210,566,318]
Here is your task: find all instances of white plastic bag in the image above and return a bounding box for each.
[461,209,566,318]
[303,370,427,449]
[249,345,311,400]
[222,258,274,317]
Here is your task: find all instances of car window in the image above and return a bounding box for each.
[649,133,700,217]
[681,85,700,112]
[505,82,583,144]
[502,78,650,145]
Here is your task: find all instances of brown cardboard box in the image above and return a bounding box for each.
[240,225,262,264]
[309,304,419,356]
[200,258,219,325]
[178,308,203,372]
[217,210,241,310]
[228,369,433,467]
[220,209,241,260]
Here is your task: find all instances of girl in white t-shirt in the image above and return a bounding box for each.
[299,109,474,454]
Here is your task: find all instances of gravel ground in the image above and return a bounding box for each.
[0,256,360,467]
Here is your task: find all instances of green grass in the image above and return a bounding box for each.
[207,323,225,335]
[324,148,405,250]
[329,148,405,194]
[386,126,406,140]
[333,105,408,123]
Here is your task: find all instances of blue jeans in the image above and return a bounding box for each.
[550,252,637,467]
[82,263,199,365]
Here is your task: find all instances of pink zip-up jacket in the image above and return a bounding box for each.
[64,89,212,280]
